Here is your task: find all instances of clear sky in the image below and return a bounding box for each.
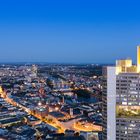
[0,0,140,63]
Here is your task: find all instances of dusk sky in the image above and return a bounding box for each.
[0,0,140,63]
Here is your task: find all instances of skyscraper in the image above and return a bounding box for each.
[102,46,140,140]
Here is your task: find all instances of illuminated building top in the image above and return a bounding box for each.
[116,46,140,74]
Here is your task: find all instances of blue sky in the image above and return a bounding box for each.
[0,0,140,63]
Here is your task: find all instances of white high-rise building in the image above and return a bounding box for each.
[102,46,140,140]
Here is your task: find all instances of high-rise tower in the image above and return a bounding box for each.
[102,47,140,140]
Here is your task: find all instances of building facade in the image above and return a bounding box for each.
[102,46,140,140]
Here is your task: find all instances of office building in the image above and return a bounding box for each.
[102,46,140,140]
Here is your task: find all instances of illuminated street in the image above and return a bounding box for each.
[0,64,102,140]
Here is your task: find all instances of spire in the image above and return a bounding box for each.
[137,46,140,72]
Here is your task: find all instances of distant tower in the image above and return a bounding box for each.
[32,65,38,77]
[62,96,65,104]
[70,108,73,117]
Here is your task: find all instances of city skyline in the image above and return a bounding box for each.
[0,0,140,63]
